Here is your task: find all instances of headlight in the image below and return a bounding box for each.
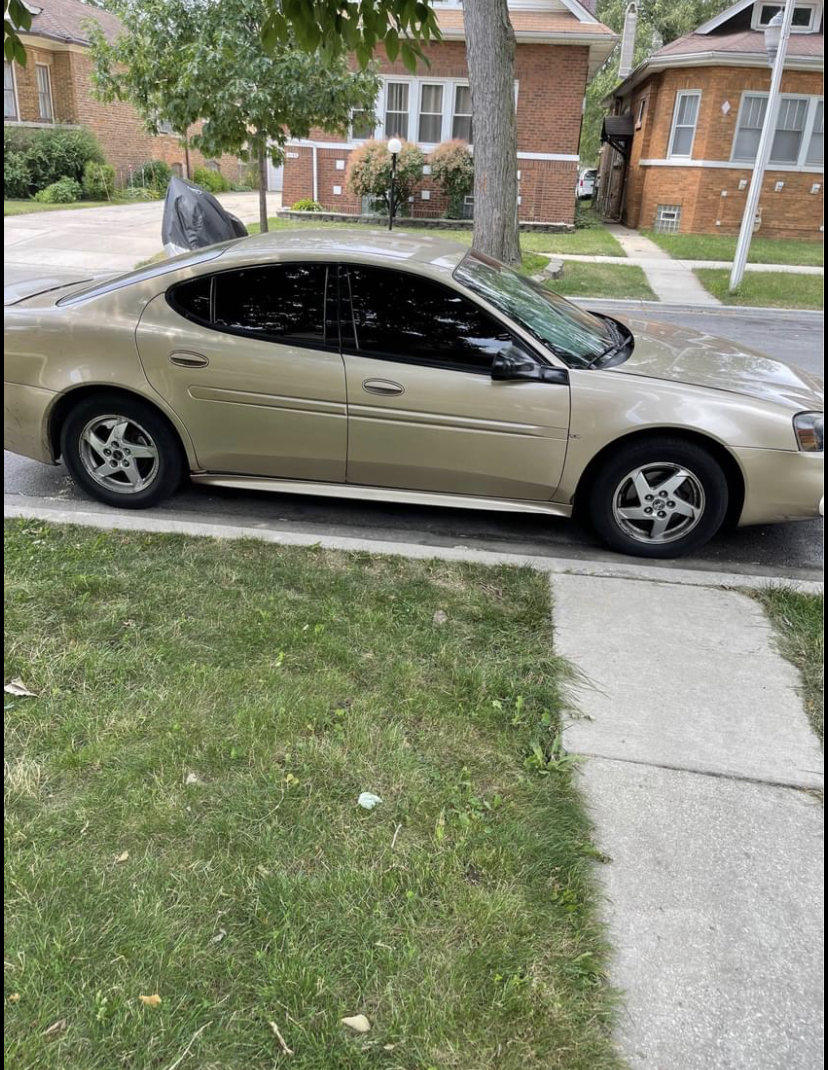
[793,412,824,452]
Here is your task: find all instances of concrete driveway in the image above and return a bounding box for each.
[4,191,271,275]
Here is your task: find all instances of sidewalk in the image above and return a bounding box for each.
[555,575,824,1070]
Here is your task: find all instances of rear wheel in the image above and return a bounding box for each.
[589,438,729,558]
[61,393,184,509]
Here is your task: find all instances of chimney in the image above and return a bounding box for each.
[618,2,638,78]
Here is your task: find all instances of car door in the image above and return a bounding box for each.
[341,264,570,501]
[136,262,347,480]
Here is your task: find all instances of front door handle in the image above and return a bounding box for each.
[170,351,209,368]
[362,378,404,396]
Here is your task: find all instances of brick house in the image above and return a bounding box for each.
[596,0,824,239]
[280,0,617,224]
[3,0,242,185]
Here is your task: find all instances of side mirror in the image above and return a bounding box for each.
[491,346,568,385]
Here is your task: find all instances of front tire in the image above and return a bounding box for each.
[589,437,729,559]
[61,393,184,509]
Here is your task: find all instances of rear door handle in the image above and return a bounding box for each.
[170,351,209,368]
[362,378,404,396]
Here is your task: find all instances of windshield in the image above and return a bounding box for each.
[454,250,613,368]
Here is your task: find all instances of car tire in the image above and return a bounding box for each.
[61,393,184,510]
[589,437,729,559]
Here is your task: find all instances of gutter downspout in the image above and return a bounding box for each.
[312,143,319,203]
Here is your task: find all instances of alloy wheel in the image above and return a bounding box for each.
[612,462,706,545]
[78,415,160,494]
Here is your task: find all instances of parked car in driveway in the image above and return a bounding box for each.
[4,230,824,558]
[577,168,597,199]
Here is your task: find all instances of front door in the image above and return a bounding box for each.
[136,262,347,480]
[341,265,570,501]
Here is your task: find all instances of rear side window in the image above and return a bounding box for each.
[168,263,330,347]
[345,265,517,373]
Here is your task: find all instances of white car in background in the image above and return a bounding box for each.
[577,168,597,199]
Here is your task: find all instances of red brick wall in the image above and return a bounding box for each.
[621,65,824,240]
[283,40,588,224]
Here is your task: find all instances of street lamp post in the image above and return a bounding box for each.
[729,0,796,291]
[387,137,402,231]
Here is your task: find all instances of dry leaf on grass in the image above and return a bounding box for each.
[115,851,130,864]
[4,679,37,698]
[42,1019,67,1039]
[341,1014,371,1033]
[8,993,21,1004]
[432,609,449,626]
[139,994,162,1008]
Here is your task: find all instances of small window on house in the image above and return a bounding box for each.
[384,82,410,140]
[452,85,473,142]
[771,97,809,163]
[351,102,376,140]
[418,83,444,143]
[732,94,767,161]
[806,100,824,165]
[654,204,682,233]
[755,3,817,28]
[636,98,647,127]
[668,92,700,157]
[170,162,184,178]
[35,64,53,121]
[157,119,174,135]
[4,60,18,119]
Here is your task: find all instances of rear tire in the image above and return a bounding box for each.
[61,393,184,509]
[589,437,729,559]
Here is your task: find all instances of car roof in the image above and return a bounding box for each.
[220,227,469,273]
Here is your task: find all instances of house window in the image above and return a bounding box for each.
[171,162,184,178]
[384,82,410,139]
[4,60,17,119]
[418,83,444,143]
[351,101,376,140]
[654,204,682,233]
[158,119,174,135]
[636,97,647,128]
[452,84,473,142]
[668,91,700,157]
[753,2,819,30]
[35,64,53,121]
[806,100,824,165]
[732,93,824,167]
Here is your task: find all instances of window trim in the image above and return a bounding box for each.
[636,97,647,129]
[165,263,337,353]
[417,81,445,144]
[750,0,821,32]
[4,59,19,121]
[340,262,542,376]
[35,62,53,122]
[668,90,701,159]
[730,91,824,168]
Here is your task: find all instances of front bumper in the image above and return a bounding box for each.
[735,446,824,526]
[4,382,57,465]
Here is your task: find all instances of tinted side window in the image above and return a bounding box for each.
[169,275,212,322]
[346,266,517,372]
[213,264,327,345]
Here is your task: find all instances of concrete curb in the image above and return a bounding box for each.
[5,499,823,594]
[573,297,825,316]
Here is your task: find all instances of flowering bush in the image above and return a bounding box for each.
[346,139,424,215]
[429,139,474,218]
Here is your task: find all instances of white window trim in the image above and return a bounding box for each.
[4,59,20,121]
[730,91,824,168]
[636,97,646,129]
[35,62,53,122]
[750,0,822,32]
[668,90,702,159]
[350,75,519,150]
[639,158,823,173]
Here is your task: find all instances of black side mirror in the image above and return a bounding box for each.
[491,346,568,385]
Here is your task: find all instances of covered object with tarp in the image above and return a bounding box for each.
[162,177,248,256]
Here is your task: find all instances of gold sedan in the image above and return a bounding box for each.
[4,229,824,558]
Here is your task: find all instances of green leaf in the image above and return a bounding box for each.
[384,27,400,62]
[261,12,288,50]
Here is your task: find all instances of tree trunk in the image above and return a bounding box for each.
[464,0,521,265]
[257,142,269,233]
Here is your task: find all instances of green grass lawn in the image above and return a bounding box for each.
[694,268,824,309]
[4,199,125,216]
[4,521,620,1070]
[644,230,824,267]
[548,261,656,301]
[753,587,824,743]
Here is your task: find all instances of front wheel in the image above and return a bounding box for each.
[589,438,729,558]
[61,393,184,509]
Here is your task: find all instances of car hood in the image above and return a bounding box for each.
[609,316,824,411]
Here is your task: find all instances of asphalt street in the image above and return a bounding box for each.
[3,280,823,579]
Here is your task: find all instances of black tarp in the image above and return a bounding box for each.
[162,176,248,255]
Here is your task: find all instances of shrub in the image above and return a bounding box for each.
[23,127,104,191]
[346,139,424,215]
[4,152,31,199]
[192,166,231,194]
[34,177,83,204]
[82,160,116,200]
[128,160,173,192]
[119,186,162,202]
[429,139,474,219]
[575,201,603,230]
[290,198,323,212]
